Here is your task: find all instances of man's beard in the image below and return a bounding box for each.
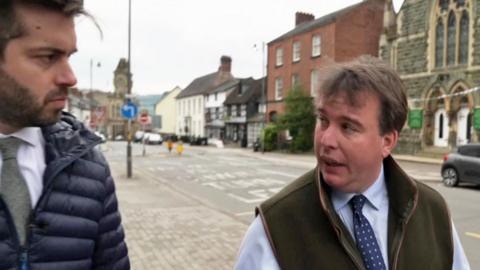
[0,68,67,129]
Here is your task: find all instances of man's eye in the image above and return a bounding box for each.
[342,123,356,133]
[37,54,58,64]
[317,115,329,125]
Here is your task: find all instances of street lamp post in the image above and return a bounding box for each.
[126,0,133,178]
[260,42,266,154]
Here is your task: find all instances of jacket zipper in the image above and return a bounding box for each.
[0,198,26,269]
[391,199,416,270]
[391,220,406,270]
[332,224,365,270]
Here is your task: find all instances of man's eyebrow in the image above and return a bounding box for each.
[339,115,363,128]
[27,47,77,56]
[316,108,326,114]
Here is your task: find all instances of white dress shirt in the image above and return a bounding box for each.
[235,166,471,270]
[0,127,46,209]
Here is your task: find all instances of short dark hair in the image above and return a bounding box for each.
[0,0,86,59]
[317,55,408,134]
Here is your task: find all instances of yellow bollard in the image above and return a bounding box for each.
[176,141,184,155]
[166,139,173,153]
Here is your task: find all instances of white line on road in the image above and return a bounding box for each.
[258,169,299,178]
[466,232,480,239]
[235,212,253,216]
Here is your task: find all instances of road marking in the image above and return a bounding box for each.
[235,212,253,217]
[466,232,480,239]
[258,169,298,178]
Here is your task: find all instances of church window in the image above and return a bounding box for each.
[433,0,470,68]
[447,11,456,66]
[435,19,444,67]
[440,0,449,11]
[459,11,469,64]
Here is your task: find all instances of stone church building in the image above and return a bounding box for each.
[380,0,480,154]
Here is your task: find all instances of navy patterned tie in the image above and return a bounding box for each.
[350,195,386,270]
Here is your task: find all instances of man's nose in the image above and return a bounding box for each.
[55,61,77,87]
[319,125,339,149]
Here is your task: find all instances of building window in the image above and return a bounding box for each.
[291,74,300,88]
[312,35,321,57]
[227,105,232,116]
[433,0,471,68]
[276,48,283,66]
[293,41,301,62]
[435,19,444,67]
[275,77,283,100]
[459,11,469,64]
[440,0,448,11]
[447,11,456,66]
[310,69,319,97]
[236,105,241,117]
[215,107,219,119]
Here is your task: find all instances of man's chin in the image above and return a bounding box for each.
[30,110,63,127]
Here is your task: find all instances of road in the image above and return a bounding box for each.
[105,141,480,269]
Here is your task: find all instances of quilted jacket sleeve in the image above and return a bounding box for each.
[92,164,130,269]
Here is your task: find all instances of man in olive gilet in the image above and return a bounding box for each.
[235,56,470,270]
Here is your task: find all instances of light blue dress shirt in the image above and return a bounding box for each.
[235,166,471,270]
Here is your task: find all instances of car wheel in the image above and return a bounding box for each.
[442,167,459,187]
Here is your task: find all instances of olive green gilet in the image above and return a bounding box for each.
[257,156,453,270]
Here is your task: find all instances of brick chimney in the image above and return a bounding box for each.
[295,12,314,26]
[219,55,232,72]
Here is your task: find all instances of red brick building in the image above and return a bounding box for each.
[266,0,385,120]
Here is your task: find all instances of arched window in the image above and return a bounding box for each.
[447,12,456,66]
[435,19,444,67]
[440,0,449,11]
[459,11,469,64]
[433,0,470,68]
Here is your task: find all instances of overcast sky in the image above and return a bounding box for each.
[70,0,404,96]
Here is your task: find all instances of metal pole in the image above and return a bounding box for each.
[89,58,93,92]
[126,0,132,178]
[142,124,146,156]
[261,42,266,154]
[89,59,94,129]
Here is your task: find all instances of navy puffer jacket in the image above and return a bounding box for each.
[0,113,130,269]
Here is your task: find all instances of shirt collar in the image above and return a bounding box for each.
[0,127,44,147]
[331,164,387,212]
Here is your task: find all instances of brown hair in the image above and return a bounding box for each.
[317,55,408,134]
[0,0,86,59]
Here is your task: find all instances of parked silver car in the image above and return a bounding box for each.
[441,143,480,187]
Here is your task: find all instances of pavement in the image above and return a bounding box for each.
[108,145,443,269]
[110,159,248,270]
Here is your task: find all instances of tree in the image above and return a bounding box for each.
[279,85,316,152]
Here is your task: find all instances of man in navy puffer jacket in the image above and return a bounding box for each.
[0,0,130,269]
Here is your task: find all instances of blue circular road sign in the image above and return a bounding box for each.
[121,102,138,119]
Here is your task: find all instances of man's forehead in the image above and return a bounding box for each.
[12,3,77,51]
[316,90,370,110]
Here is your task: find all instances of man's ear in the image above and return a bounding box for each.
[381,130,398,158]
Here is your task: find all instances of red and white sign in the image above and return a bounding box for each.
[139,113,151,125]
